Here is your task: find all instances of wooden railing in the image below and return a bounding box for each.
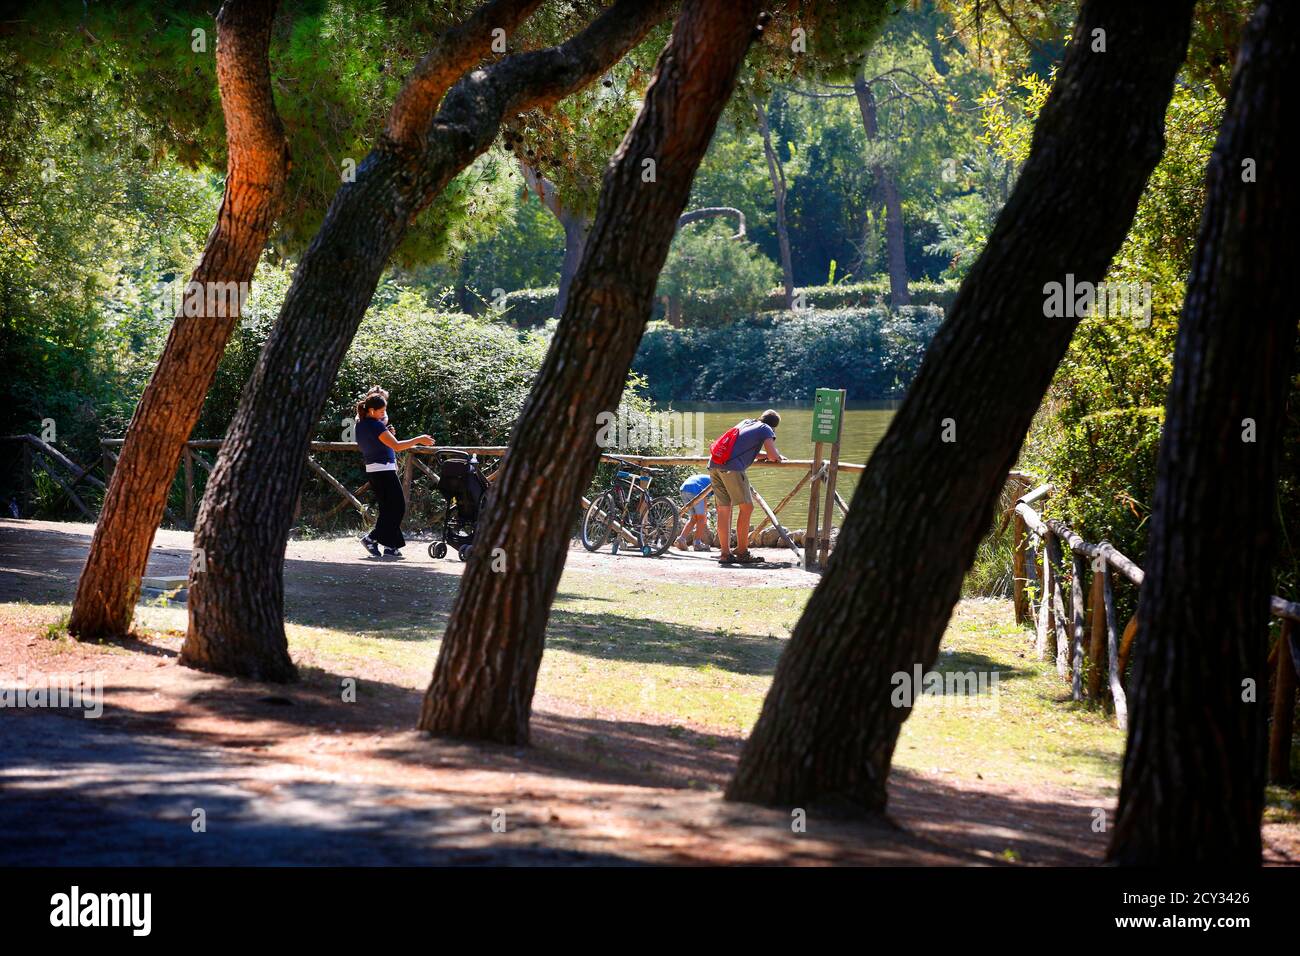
[2,434,111,522]
[1012,481,1299,783]
[94,441,869,553]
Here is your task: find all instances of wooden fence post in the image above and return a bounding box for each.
[804,441,824,569]
[1046,531,1070,678]
[401,451,414,501]
[1087,562,1107,702]
[183,446,195,527]
[1036,530,1054,660]
[1070,550,1085,700]
[1269,619,1297,784]
[1012,511,1028,624]
[818,440,841,567]
[1101,560,1129,730]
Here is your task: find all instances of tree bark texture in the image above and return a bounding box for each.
[1107,0,1299,865]
[725,0,1194,815]
[182,0,672,681]
[68,0,289,641]
[418,0,764,743]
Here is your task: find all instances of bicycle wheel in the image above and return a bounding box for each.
[582,491,618,552]
[639,496,681,557]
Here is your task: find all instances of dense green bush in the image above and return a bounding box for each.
[657,223,779,328]
[497,287,559,326]
[633,305,943,403]
[760,278,959,313]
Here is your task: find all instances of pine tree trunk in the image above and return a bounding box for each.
[419,0,764,744]
[181,0,671,679]
[853,68,909,308]
[725,0,1195,814]
[67,0,289,641]
[1107,0,1299,865]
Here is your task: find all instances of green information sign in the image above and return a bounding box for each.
[811,388,845,443]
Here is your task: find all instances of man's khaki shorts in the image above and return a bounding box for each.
[708,467,753,508]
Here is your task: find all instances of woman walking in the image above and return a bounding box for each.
[355,390,434,557]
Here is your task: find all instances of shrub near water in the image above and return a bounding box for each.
[634,305,944,403]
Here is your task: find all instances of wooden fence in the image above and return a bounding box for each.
[1011,479,1300,783]
[92,441,870,564]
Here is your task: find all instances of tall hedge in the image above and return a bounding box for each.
[633,305,944,403]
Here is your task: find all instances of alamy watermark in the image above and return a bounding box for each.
[890,664,1000,713]
[0,666,103,718]
[151,279,253,323]
[595,405,706,453]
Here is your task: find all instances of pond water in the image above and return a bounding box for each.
[659,400,898,528]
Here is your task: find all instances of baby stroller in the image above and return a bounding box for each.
[427,450,490,561]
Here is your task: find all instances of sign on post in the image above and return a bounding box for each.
[811,388,844,443]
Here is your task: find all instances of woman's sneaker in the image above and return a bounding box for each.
[693,540,711,552]
[360,534,380,558]
[383,547,402,558]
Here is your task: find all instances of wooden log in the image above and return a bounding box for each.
[1087,561,1107,701]
[23,435,106,491]
[834,488,849,515]
[1102,563,1129,730]
[1070,550,1086,701]
[804,441,824,569]
[306,455,366,517]
[819,440,841,566]
[1269,619,1297,784]
[752,487,802,565]
[35,455,95,520]
[324,482,370,521]
[751,464,818,544]
[1012,511,1028,625]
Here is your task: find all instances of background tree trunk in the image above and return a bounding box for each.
[724,0,1194,814]
[68,0,289,641]
[853,66,909,308]
[182,0,671,680]
[418,0,765,744]
[519,160,589,317]
[753,95,795,309]
[1107,0,1299,865]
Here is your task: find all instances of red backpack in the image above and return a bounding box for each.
[709,423,745,467]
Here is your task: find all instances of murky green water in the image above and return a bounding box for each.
[661,400,897,528]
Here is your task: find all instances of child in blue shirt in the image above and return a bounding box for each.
[676,473,713,552]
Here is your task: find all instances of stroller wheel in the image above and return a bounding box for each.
[457,544,473,562]
[429,541,448,559]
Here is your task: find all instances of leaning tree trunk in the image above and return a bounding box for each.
[853,66,909,308]
[182,0,671,680]
[419,0,766,744]
[753,95,795,310]
[66,0,289,642]
[1107,0,1299,866]
[725,0,1195,814]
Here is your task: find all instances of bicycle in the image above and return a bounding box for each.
[581,456,681,557]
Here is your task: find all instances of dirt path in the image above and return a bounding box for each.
[1,519,1295,866]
